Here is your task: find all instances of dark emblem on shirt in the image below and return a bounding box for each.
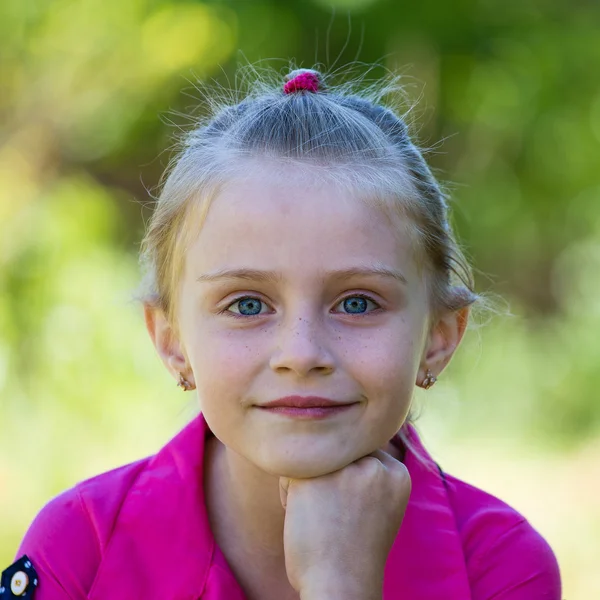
[0,555,38,598]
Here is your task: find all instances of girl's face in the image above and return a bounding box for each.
[176,165,432,478]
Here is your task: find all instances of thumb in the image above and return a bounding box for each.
[279,477,292,510]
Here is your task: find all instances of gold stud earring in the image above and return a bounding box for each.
[421,369,437,390]
[177,372,194,391]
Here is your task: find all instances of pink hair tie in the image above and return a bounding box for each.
[283,71,321,94]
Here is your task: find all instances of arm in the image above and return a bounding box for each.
[10,488,101,600]
[469,520,561,600]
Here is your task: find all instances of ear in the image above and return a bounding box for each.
[418,305,470,383]
[143,303,194,386]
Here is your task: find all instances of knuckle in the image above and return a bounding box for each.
[362,455,385,473]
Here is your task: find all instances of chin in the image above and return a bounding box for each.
[256,450,359,479]
[264,462,346,480]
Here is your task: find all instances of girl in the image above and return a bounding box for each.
[5,67,561,600]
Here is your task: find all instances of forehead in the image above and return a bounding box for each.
[185,161,420,280]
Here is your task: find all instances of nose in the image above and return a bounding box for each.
[269,315,335,377]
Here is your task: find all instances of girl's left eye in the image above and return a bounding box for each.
[334,295,380,315]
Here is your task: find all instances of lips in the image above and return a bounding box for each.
[258,396,356,408]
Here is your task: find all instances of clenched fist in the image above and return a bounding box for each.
[278,449,411,600]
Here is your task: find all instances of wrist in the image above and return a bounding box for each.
[299,575,383,600]
[301,592,381,600]
[300,592,383,600]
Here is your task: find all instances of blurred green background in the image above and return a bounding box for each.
[1,0,599,596]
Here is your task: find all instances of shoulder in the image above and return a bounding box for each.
[443,471,562,600]
[12,458,150,599]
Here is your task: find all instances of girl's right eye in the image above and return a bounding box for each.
[225,296,270,317]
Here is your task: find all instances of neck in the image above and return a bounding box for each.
[203,430,406,567]
[203,432,288,562]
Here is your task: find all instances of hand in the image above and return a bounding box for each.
[278,448,411,600]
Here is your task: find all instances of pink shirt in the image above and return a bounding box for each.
[13,413,561,599]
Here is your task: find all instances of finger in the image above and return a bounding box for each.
[279,477,291,510]
[366,448,405,470]
[364,450,412,501]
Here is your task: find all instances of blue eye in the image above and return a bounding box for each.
[338,295,378,314]
[228,297,266,316]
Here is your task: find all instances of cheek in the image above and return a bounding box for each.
[187,325,265,395]
[337,318,419,381]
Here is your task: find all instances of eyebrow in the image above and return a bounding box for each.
[196,266,407,285]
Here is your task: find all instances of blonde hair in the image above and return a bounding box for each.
[136,64,481,465]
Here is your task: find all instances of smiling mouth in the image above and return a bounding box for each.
[255,395,359,419]
[256,404,358,419]
[258,395,356,409]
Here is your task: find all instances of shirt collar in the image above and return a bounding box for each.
[385,424,472,598]
[89,414,471,600]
